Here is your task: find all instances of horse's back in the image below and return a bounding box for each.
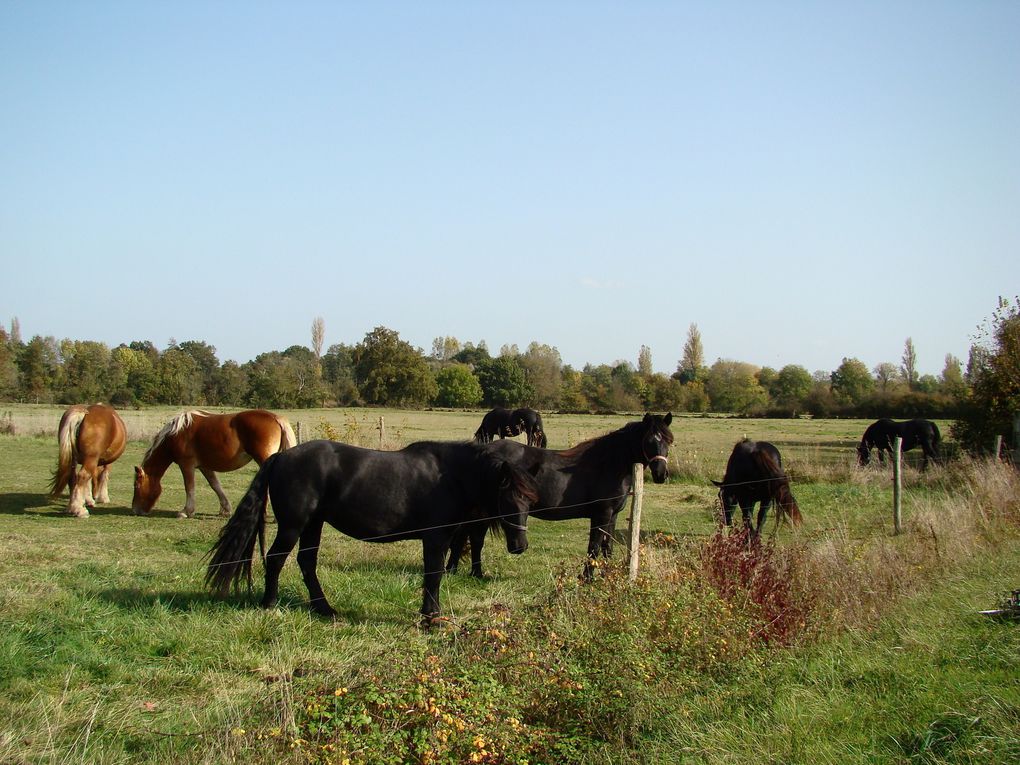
[269,440,465,538]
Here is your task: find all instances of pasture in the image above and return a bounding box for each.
[0,405,1017,764]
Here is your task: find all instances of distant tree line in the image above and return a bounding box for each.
[1,302,1016,453]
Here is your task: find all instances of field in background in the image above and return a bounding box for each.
[1,405,1014,764]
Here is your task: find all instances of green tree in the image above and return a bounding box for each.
[17,335,59,403]
[475,355,533,408]
[873,362,900,392]
[558,367,588,412]
[177,341,221,404]
[704,360,768,414]
[352,327,437,407]
[830,357,874,405]
[521,342,562,409]
[451,341,491,367]
[59,339,112,403]
[940,353,966,399]
[675,323,705,383]
[322,343,360,405]
[213,360,249,406]
[434,364,483,408]
[638,345,653,376]
[901,337,919,390]
[245,348,325,408]
[156,347,202,404]
[642,373,683,411]
[953,297,1020,452]
[0,327,20,399]
[770,364,813,408]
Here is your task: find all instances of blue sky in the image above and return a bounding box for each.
[2,2,1017,376]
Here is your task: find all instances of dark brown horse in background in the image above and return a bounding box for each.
[48,404,127,518]
[133,409,296,518]
[857,418,941,470]
[712,439,802,537]
[473,406,548,447]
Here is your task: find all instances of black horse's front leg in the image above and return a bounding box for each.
[469,526,486,578]
[421,534,452,623]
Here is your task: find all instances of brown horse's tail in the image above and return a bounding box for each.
[205,454,275,596]
[277,416,297,451]
[49,408,87,498]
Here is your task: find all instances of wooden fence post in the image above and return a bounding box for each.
[378,416,385,450]
[893,435,903,535]
[627,463,644,582]
[994,434,1003,461]
[296,421,304,444]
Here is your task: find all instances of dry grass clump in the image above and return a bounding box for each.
[802,458,1019,635]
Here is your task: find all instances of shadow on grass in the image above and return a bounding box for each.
[0,492,213,519]
[97,582,421,626]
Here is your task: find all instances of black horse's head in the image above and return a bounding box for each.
[494,461,538,555]
[856,443,871,466]
[641,412,674,484]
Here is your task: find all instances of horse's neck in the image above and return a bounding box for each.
[143,437,175,477]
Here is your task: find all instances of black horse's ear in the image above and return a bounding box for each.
[664,412,673,425]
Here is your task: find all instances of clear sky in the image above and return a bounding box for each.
[2,2,1017,376]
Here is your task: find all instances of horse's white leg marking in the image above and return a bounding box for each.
[200,467,232,517]
[68,467,91,517]
[95,465,112,503]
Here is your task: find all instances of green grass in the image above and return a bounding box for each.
[0,407,1014,764]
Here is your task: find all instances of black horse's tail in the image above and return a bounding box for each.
[205,453,277,596]
[930,421,942,447]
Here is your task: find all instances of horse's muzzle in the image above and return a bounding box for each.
[506,534,529,555]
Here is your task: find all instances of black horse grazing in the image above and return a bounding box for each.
[857,418,941,470]
[450,413,673,578]
[206,439,537,623]
[712,440,802,537]
[473,407,548,448]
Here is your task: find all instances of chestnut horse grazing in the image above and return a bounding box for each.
[133,409,297,518]
[48,404,127,518]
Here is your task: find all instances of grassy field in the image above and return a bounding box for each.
[0,405,1016,764]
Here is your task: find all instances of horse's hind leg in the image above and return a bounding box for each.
[67,464,93,517]
[94,465,112,504]
[261,524,302,611]
[200,467,232,517]
[296,520,337,618]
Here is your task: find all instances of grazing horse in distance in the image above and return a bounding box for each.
[206,439,537,624]
[48,404,127,518]
[473,406,548,447]
[712,439,802,537]
[450,412,673,579]
[857,418,941,470]
[133,409,296,518]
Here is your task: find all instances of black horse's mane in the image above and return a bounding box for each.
[559,418,672,469]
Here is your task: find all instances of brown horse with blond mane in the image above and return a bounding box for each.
[49,404,127,518]
[132,409,296,518]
